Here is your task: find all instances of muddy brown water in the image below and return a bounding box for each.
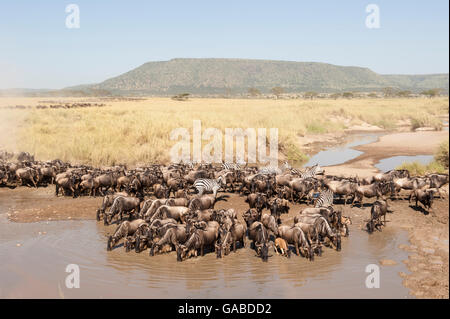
[0,189,412,299]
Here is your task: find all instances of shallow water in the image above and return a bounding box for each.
[375,155,434,173]
[0,206,412,299]
[305,133,383,167]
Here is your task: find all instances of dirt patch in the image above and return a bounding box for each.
[355,131,449,161]
[0,187,101,223]
[390,198,449,299]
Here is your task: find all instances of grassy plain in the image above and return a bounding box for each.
[0,97,448,166]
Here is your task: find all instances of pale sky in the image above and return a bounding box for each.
[0,0,448,89]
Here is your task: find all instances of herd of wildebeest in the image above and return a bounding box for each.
[2,103,106,110]
[0,150,448,262]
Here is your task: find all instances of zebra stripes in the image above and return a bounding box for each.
[258,165,282,175]
[281,161,291,171]
[289,168,302,176]
[301,164,323,179]
[222,162,241,171]
[193,176,225,197]
[314,189,334,208]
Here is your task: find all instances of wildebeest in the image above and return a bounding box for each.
[15,167,39,188]
[150,224,188,256]
[428,174,449,198]
[215,220,246,258]
[107,219,147,251]
[177,221,220,261]
[409,188,435,214]
[278,225,313,260]
[366,200,391,233]
[150,205,189,223]
[324,179,357,206]
[104,195,142,225]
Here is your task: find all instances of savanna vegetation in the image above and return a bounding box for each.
[0,97,448,167]
[396,139,449,175]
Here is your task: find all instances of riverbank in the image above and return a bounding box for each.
[321,129,449,299]
[323,130,449,178]
[0,115,448,298]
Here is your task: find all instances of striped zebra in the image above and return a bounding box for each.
[222,162,241,171]
[183,161,195,170]
[289,168,302,176]
[258,165,282,175]
[193,175,226,197]
[282,161,291,171]
[300,164,324,179]
[314,189,334,208]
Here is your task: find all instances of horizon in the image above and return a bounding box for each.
[3,57,449,91]
[0,0,448,89]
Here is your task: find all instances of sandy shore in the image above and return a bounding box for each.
[323,130,449,178]
[323,129,449,298]
[356,130,449,158]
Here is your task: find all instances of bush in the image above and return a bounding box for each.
[434,140,449,168]
[410,115,443,131]
[396,140,449,175]
[396,161,447,176]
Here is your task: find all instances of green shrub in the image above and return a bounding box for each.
[410,115,443,131]
[434,140,449,168]
[396,161,446,176]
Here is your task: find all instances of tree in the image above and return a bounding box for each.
[397,90,411,98]
[225,87,232,98]
[303,91,318,100]
[382,87,396,98]
[342,92,354,99]
[271,87,285,98]
[330,93,341,100]
[421,88,442,98]
[248,88,261,97]
[171,93,190,101]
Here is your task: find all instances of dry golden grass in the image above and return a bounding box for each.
[0,96,448,166]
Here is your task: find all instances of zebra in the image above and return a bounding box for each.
[289,168,302,176]
[300,164,324,179]
[222,162,241,171]
[281,161,291,171]
[193,175,226,197]
[314,189,334,208]
[258,165,281,175]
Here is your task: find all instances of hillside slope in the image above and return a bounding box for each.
[69,58,449,95]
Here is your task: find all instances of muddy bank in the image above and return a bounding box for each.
[354,130,448,162]
[390,198,449,299]
[0,187,101,223]
[320,130,449,299]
